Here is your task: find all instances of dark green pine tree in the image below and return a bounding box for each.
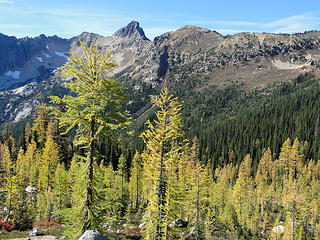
[50,41,131,237]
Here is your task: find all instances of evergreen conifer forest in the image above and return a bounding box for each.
[2,42,320,240]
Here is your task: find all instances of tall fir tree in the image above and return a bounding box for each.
[32,105,49,147]
[37,133,59,221]
[255,148,273,233]
[140,88,183,240]
[2,144,19,221]
[50,41,130,236]
[128,151,143,211]
[53,162,69,210]
[232,154,254,229]
[115,154,129,217]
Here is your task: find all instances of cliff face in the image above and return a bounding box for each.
[1,21,320,123]
[0,33,69,90]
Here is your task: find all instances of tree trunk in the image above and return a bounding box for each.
[155,140,165,239]
[121,172,124,203]
[6,180,12,221]
[82,119,95,234]
[135,171,139,209]
[165,160,173,240]
[59,193,61,210]
[47,165,51,221]
[195,172,200,240]
[292,202,295,240]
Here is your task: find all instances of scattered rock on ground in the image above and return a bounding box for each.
[25,186,38,193]
[272,224,284,234]
[10,236,58,240]
[28,227,41,236]
[102,222,112,233]
[78,230,110,240]
[138,222,146,229]
[169,218,188,228]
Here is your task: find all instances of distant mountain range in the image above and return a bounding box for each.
[0,21,320,124]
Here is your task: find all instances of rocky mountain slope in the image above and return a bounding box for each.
[1,21,320,124]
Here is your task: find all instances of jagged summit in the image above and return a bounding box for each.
[113,21,149,41]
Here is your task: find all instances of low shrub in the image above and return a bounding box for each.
[0,221,15,231]
[33,219,60,228]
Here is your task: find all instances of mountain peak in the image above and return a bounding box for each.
[113,21,149,41]
[77,31,102,39]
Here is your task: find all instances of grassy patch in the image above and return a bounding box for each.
[0,230,26,239]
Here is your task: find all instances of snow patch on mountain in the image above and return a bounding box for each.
[55,52,67,58]
[5,71,20,79]
[43,53,51,58]
[36,57,44,62]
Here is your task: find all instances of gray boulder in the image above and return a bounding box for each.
[138,222,147,229]
[78,230,110,240]
[25,186,37,193]
[169,218,188,228]
[28,227,41,236]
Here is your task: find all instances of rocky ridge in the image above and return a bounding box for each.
[1,21,320,124]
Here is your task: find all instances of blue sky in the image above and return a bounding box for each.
[0,0,320,40]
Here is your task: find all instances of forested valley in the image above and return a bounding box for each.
[1,43,320,240]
